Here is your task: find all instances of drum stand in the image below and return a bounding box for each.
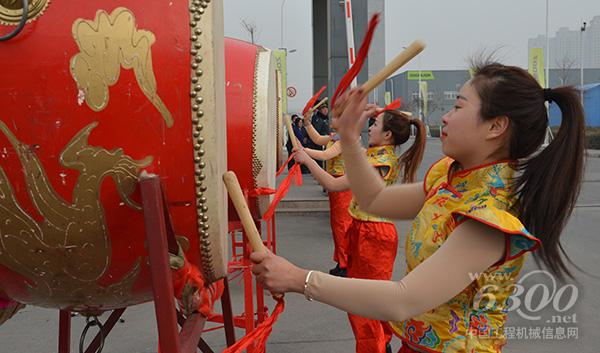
[57,175,236,353]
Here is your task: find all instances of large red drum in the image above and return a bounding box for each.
[225,38,278,221]
[0,0,230,313]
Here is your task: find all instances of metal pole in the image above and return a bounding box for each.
[545,0,550,89]
[418,57,422,122]
[543,0,553,145]
[280,0,287,49]
[343,0,358,88]
[580,21,586,104]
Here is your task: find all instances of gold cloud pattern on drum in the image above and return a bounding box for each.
[70,7,173,128]
[0,121,152,309]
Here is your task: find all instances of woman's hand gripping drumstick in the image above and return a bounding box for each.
[284,114,300,150]
[223,171,307,295]
[332,40,425,121]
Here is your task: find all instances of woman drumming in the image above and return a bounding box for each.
[295,108,426,352]
[302,106,353,277]
[250,61,585,353]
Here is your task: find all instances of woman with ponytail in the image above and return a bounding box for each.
[250,60,582,353]
[295,106,426,352]
[301,106,354,277]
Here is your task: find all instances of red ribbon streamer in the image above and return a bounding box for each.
[330,13,380,108]
[171,256,224,318]
[261,163,302,222]
[276,152,297,177]
[249,188,277,197]
[222,296,285,353]
[376,98,402,115]
[302,85,327,115]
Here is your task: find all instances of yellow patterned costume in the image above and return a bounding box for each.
[348,145,400,222]
[325,136,346,177]
[390,157,541,353]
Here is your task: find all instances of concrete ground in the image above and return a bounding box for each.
[1,139,599,353]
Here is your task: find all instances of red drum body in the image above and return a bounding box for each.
[224,38,278,221]
[0,1,228,312]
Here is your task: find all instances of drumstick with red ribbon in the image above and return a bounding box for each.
[302,85,327,115]
[306,97,328,116]
[284,114,300,150]
[333,40,425,116]
[223,171,267,253]
[222,171,285,351]
[329,12,425,115]
[223,171,285,296]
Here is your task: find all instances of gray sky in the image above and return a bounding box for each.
[224,0,600,111]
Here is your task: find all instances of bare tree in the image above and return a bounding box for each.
[404,87,444,125]
[241,19,259,44]
[555,54,575,86]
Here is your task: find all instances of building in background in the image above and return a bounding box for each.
[528,15,600,69]
[312,0,385,105]
[549,83,600,126]
[386,69,600,126]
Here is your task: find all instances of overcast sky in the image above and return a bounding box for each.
[223,0,600,111]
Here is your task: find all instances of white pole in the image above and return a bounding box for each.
[343,0,358,88]
[545,0,550,89]
[418,57,422,122]
[543,0,553,145]
[580,21,586,104]
[280,0,287,49]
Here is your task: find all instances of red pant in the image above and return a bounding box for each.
[328,189,353,268]
[398,344,423,353]
[346,219,398,353]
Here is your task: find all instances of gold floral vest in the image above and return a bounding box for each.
[325,135,345,177]
[348,145,400,223]
[389,157,541,353]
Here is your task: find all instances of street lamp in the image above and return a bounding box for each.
[580,21,587,104]
[545,0,550,89]
[280,0,288,49]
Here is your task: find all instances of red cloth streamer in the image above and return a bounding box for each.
[276,152,297,177]
[376,98,402,115]
[171,256,224,318]
[261,163,302,221]
[302,85,327,115]
[249,188,277,197]
[330,13,380,108]
[222,296,285,353]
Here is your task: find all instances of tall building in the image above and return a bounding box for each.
[528,15,600,69]
[312,0,385,105]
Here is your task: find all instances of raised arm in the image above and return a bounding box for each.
[304,140,342,161]
[342,139,425,219]
[294,148,349,192]
[251,219,506,322]
[304,112,331,146]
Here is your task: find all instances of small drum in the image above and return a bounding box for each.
[225,38,278,221]
[0,1,228,312]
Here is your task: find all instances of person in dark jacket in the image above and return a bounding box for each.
[308,100,330,168]
[286,115,310,173]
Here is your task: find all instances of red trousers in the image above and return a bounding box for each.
[328,189,353,268]
[398,344,423,353]
[346,219,398,353]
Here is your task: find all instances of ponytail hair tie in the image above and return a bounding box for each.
[543,88,554,103]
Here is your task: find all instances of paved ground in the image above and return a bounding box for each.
[1,139,599,353]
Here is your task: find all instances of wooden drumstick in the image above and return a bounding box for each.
[362,40,425,93]
[307,97,328,115]
[223,171,266,253]
[333,40,425,116]
[223,171,284,299]
[284,114,300,150]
